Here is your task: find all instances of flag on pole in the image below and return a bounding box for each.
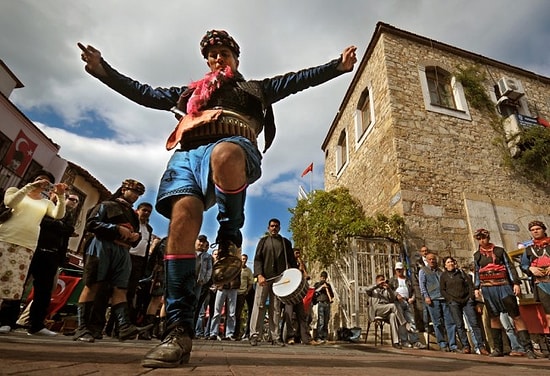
[301,163,313,178]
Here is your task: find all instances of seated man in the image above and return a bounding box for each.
[366,274,410,348]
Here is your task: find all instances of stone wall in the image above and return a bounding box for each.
[324,30,550,265]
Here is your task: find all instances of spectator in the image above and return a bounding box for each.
[0,170,66,334]
[127,202,154,326]
[440,256,488,355]
[235,254,254,340]
[419,252,458,352]
[193,234,213,335]
[389,262,425,349]
[26,192,78,336]
[313,271,334,344]
[366,274,409,349]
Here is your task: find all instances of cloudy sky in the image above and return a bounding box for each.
[1,0,549,255]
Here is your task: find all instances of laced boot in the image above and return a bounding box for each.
[517,329,538,359]
[112,302,152,341]
[488,328,503,357]
[73,302,95,343]
[142,325,193,368]
[212,239,242,285]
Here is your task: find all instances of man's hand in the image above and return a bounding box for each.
[258,275,266,287]
[513,284,522,297]
[78,42,108,78]
[529,266,545,277]
[337,45,358,72]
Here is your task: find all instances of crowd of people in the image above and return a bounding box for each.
[369,224,550,360]
[1,171,549,367]
[2,26,549,371]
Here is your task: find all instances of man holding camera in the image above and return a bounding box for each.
[366,274,409,349]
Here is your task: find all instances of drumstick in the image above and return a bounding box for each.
[273,279,290,286]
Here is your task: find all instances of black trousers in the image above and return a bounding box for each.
[28,248,60,332]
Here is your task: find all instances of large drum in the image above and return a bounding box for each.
[272,268,309,305]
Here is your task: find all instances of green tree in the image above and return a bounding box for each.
[289,187,404,267]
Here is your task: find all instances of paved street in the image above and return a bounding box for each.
[1,330,549,376]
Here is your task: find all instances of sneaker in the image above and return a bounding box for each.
[249,335,258,346]
[477,347,490,356]
[224,336,236,341]
[405,323,418,333]
[287,338,295,345]
[216,335,222,341]
[208,335,217,340]
[273,339,285,347]
[489,350,504,357]
[392,343,402,349]
[28,328,57,337]
[402,342,413,348]
[212,240,242,286]
[142,326,192,368]
[0,325,12,334]
[413,342,427,349]
[525,349,538,359]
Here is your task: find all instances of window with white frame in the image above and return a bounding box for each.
[336,129,348,172]
[419,64,471,121]
[355,87,375,145]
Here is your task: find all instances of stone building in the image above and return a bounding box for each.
[322,22,550,268]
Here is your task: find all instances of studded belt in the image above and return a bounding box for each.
[178,110,257,151]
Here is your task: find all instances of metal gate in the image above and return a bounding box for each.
[328,236,402,332]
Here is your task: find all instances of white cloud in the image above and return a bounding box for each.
[2,0,550,240]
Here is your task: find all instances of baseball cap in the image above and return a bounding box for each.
[395,262,404,269]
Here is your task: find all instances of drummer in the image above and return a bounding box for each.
[249,218,296,347]
[283,248,316,345]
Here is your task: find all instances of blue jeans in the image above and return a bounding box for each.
[397,300,420,344]
[448,300,484,350]
[500,312,524,352]
[426,299,456,349]
[210,289,238,337]
[316,302,331,340]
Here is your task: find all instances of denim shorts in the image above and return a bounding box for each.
[155,136,263,219]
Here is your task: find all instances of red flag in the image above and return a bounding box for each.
[2,130,38,177]
[301,163,313,177]
[26,275,83,318]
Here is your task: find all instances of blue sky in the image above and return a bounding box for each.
[2,0,550,259]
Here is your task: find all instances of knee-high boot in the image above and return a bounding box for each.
[489,328,503,357]
[73,302,95,342]
[112,302,146,341]
[517,330,538,359]
[142,257,195,368]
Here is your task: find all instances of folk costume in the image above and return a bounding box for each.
[521,221,550,313]
[73,179,145,343]
[473,228,536,357]
[84,29,353,368]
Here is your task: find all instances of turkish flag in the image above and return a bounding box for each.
[2,130,38,177]
[301,163,313,177]
[27,275,83,318]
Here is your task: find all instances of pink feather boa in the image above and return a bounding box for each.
[186,66,234,116]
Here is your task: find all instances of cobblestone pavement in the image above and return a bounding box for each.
[0,330,549,376]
